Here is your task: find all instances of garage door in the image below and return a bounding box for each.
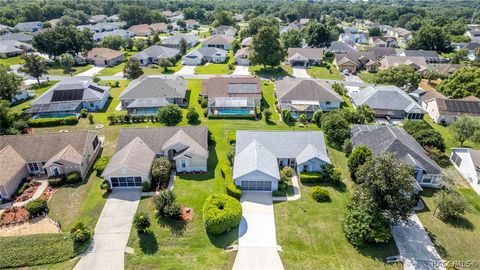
[110,177,142,188]
[241,180,272,191]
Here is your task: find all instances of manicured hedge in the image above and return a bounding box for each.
[93,156,110,175]
[311,187,331,202]
[207,114,256,120]
[300,172,322,184]
[66,171,81,184]
[221,165,241,199]
[0,233,77,268]
[48,175,65,187]
[27,116,78,127]
[203,194,242,235]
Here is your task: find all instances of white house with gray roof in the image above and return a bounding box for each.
[0,40,32,58]
[351,125,445,189]
[182,47,228,66]
[15,21,43,32]
[275,78,342,118]
[233,131,331,191]
[26,78,110,118]
[119,75,187,115]
[350,85,426,121]
[133,45,180,66]
[0,32,33,43]
[102,127,208,188]
[451,148,480,195]
[162,33,199,49]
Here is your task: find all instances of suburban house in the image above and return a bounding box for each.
[367,47,397,59]
[280,21,302,34]
[451,148,480,195]
[0,40,32,58]
[233,131,331,191]
[93,29,133,42]
[78,23,120,33]
[397,50,445,63]
[466,28,480,39]
[162,33,199,49]
[275,78,342,118]
[127,24,153,36]
[234,47,250,66]
[182,47,228,65]
[202,77,261,116]
[102,126,208,188]
[150,22,168,33]
[420,89,480,124]
[89,14,108,24]
[15,21,43,32]
[212,25,237,37]
[339,33,368,46]
[350,85,426,121]
[334,51,378,73]
[328,41,356,54]
[133,45,180,66]
[241,37,252,47]
[0,131,101,200]
[378,56,428,71]
[454,42,479,61]
[286,48,324,67]
[75,48,125,67]
[10,83,32,103]
[386,27,412,41]
[119,75,187,115]
[431,63,463,77]
[26,78,110,118]
[351,124,445,189]
[202,34,234,50]
[0,23,13,32]
[369,36,398,47]
[184,19,199,30]
[0,32,33,43]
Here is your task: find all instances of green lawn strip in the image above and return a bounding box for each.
[47,64,93,76]
[424,116,480,155]
[0,55,24,66]
[306,63,344,80]
[249,64,292,78]
[357,71,376,83]
[97,62,126,76]
[10,80,58,113]
[48,171,107,231]
[260,80,280,121]
[417,188,480,263]
[142,63,184,75]
[0,233,78,268]
[195,51,235,75]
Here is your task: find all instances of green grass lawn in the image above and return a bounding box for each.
[10,81,58,113]
[0,55,24,66]
[0,233,79,268]
[97,62,126,76]
[417,188,480,265]
[195,51,235,75]
[249,64,293,78]
[357,71,377,83]
[142,63,184,75]
[306,63,344,80]
[47,64,93,76]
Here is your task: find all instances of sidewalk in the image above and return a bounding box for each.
[0,180,49,211]
[272,175,301,202]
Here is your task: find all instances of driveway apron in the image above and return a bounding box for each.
[291,67,311,78]
[74,189,141,270]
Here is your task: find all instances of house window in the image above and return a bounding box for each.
[451,152,462,167]
[89,102,94,107]
[181,160,187,168]
[303,164,308,171]
[28,162,39,171]
[326,101,331,105]
[92,136,99,150]
[422,175,432,183]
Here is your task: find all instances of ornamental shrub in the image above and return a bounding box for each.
[203,194,242,235]
[25,199,47,216]
[70,222,92,243]
[48,175,65,187]
[133,212,151,233]
[311,187,331,202]
[300,172,322,184]
[66,171,81,184]
[186,107,200,123]
[280,167,294,183]
[80,109,88,118]
[93,156,110,175]
[163,203,182,219]
[27,116,78,127]
[151,157,172,186]
[155,190,176,212]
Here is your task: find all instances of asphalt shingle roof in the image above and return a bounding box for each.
[119,75,186,100]
[275,78,342,103]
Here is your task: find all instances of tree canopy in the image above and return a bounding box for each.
[32,26,93,57]
[437,67,480,98]
[250,26,285,68]
[0,65,23,101]
[304,22,337,48]
[374,65,421,92]
[407,24,451,53]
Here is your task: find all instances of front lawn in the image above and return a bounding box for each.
[47,64,93,76]
[357,71,376,83]
[0,55,24,66]
[306,63,344,80]
[97,62,126,76]
[195,51,235,75]
[417,188,480,265]
[0,233,78,268]
[249,64,293,78]
[142,63,184,75]
[10,80,58,113]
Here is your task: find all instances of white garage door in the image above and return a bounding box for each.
[241,180,272,191]
[110,177,142,188]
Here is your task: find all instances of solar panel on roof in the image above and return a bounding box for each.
[51,89,85,102]
[89,85,105,93]
[445,100,480,113]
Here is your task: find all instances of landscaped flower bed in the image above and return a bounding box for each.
[14,181,41,202]
[0,207,29,226]
[39,186,58,201]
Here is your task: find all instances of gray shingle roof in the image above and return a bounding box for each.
[0,40,32,54]
[203,34,234,45]
[328,41,356,53]
[134,45,180,61]
[184,47,227,59]
[0,33,33,42]
[119,75,186,100]
[287,48,324,60]
[0,145,27,186]
[163,33,199,46]
[351,125,443,175]
[275,78,342,103]
[233,139,280,180]
[350,85,426,114]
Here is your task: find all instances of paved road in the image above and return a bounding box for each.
[391,214,445,270]
[232,192,284,270]
[291,67,311,78]
[74,189,141,270]
[231,66,251,76]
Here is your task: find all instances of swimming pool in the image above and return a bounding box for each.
[217,108,252,115]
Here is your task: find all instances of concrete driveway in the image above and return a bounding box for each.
[391,214,445,270]
[232,192,284,270]
[175,65,196,75]
[74,189,141,270]
[232,66,250,76]
[344,74,364,83]
[76,66,105,77]
[291,67,311,78]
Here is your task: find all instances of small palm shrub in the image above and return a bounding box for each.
[133,212,151,233]
[203,194,242,235]
[311,187,330,202]
[70,222,92,243]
